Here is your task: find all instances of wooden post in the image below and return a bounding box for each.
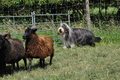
[85,0,91,30]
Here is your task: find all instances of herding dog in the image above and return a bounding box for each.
[58,23,102,48]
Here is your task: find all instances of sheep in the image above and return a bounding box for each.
[4,32,27,70]
[23,27,54,72]
[0,33,27,74]
[3,32,11,39]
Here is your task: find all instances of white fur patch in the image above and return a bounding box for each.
[58,23,76,48]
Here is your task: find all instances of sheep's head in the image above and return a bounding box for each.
[23,27,37,40]
[0,34,7,49]
[4,32,11,39]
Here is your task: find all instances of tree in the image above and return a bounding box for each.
[85,0,91,30]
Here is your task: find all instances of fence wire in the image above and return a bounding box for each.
[0,11,70,44]
[0,0,119,44]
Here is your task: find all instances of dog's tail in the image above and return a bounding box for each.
[94,37,102,42]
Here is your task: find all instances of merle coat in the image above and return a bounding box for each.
[71,28,101,46]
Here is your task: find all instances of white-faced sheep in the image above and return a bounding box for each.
[23,27,54,72]
[0,33,27,74]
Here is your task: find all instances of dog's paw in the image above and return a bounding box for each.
[63,46,67,49]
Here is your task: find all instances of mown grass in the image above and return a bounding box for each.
[0,23,120,80]
[0,44,120,80]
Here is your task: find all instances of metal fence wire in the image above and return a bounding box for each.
[0,0,120,44]
[0,11,70,44]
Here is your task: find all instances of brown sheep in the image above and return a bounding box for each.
[23,27,54,72]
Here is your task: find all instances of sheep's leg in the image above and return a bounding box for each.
[23,58,27,70]
[28,58,32,72]
[13,63,15,69]
[16,62,19,69]
[39,59,45,68]
[11,63,15,74]
[40,59,42,67]
[0,66,3,75]
[3,63,6,73]
[50,54,54,65]
[1,63,6,74]
[43,59,45,67]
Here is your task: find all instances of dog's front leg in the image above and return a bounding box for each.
[63,41,69,48]
[63,43,67,48]
[70,43,76,48]
[63,46,67,48]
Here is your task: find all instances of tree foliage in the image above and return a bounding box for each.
[0,0,119,21]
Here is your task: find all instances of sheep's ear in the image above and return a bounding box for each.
[3,34,8,39]
[31,27,37,33]
[3,32,10,36]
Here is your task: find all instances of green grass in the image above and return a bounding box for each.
[92,27,120,45]
[0,23,120,80]
[0,43,120,80]
[90,7,118,15]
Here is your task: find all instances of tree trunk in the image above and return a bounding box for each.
[85,0,91,30]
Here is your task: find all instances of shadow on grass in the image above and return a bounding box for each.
[0,65,27,77]
[0,62,51,77]
[28,62,51,71]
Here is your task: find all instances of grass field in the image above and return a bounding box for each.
[0,23,120,80]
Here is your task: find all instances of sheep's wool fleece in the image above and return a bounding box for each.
[26,34,54,59]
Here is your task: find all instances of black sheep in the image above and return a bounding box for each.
[0,33,27,74]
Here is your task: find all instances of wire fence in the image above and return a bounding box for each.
[0,0,120,44]
[0,11,70,44]
[0,1,120,26]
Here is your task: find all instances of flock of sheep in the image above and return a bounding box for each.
[0,26,54,75]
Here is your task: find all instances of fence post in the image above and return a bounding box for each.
[85,0,91,30]
[31,11,36,27]
[13,16,16,38]
[68,11,70,27]
[52,14,54,22]
[52,14,54,25]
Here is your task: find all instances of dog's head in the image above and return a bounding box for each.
[58,23,70,36]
